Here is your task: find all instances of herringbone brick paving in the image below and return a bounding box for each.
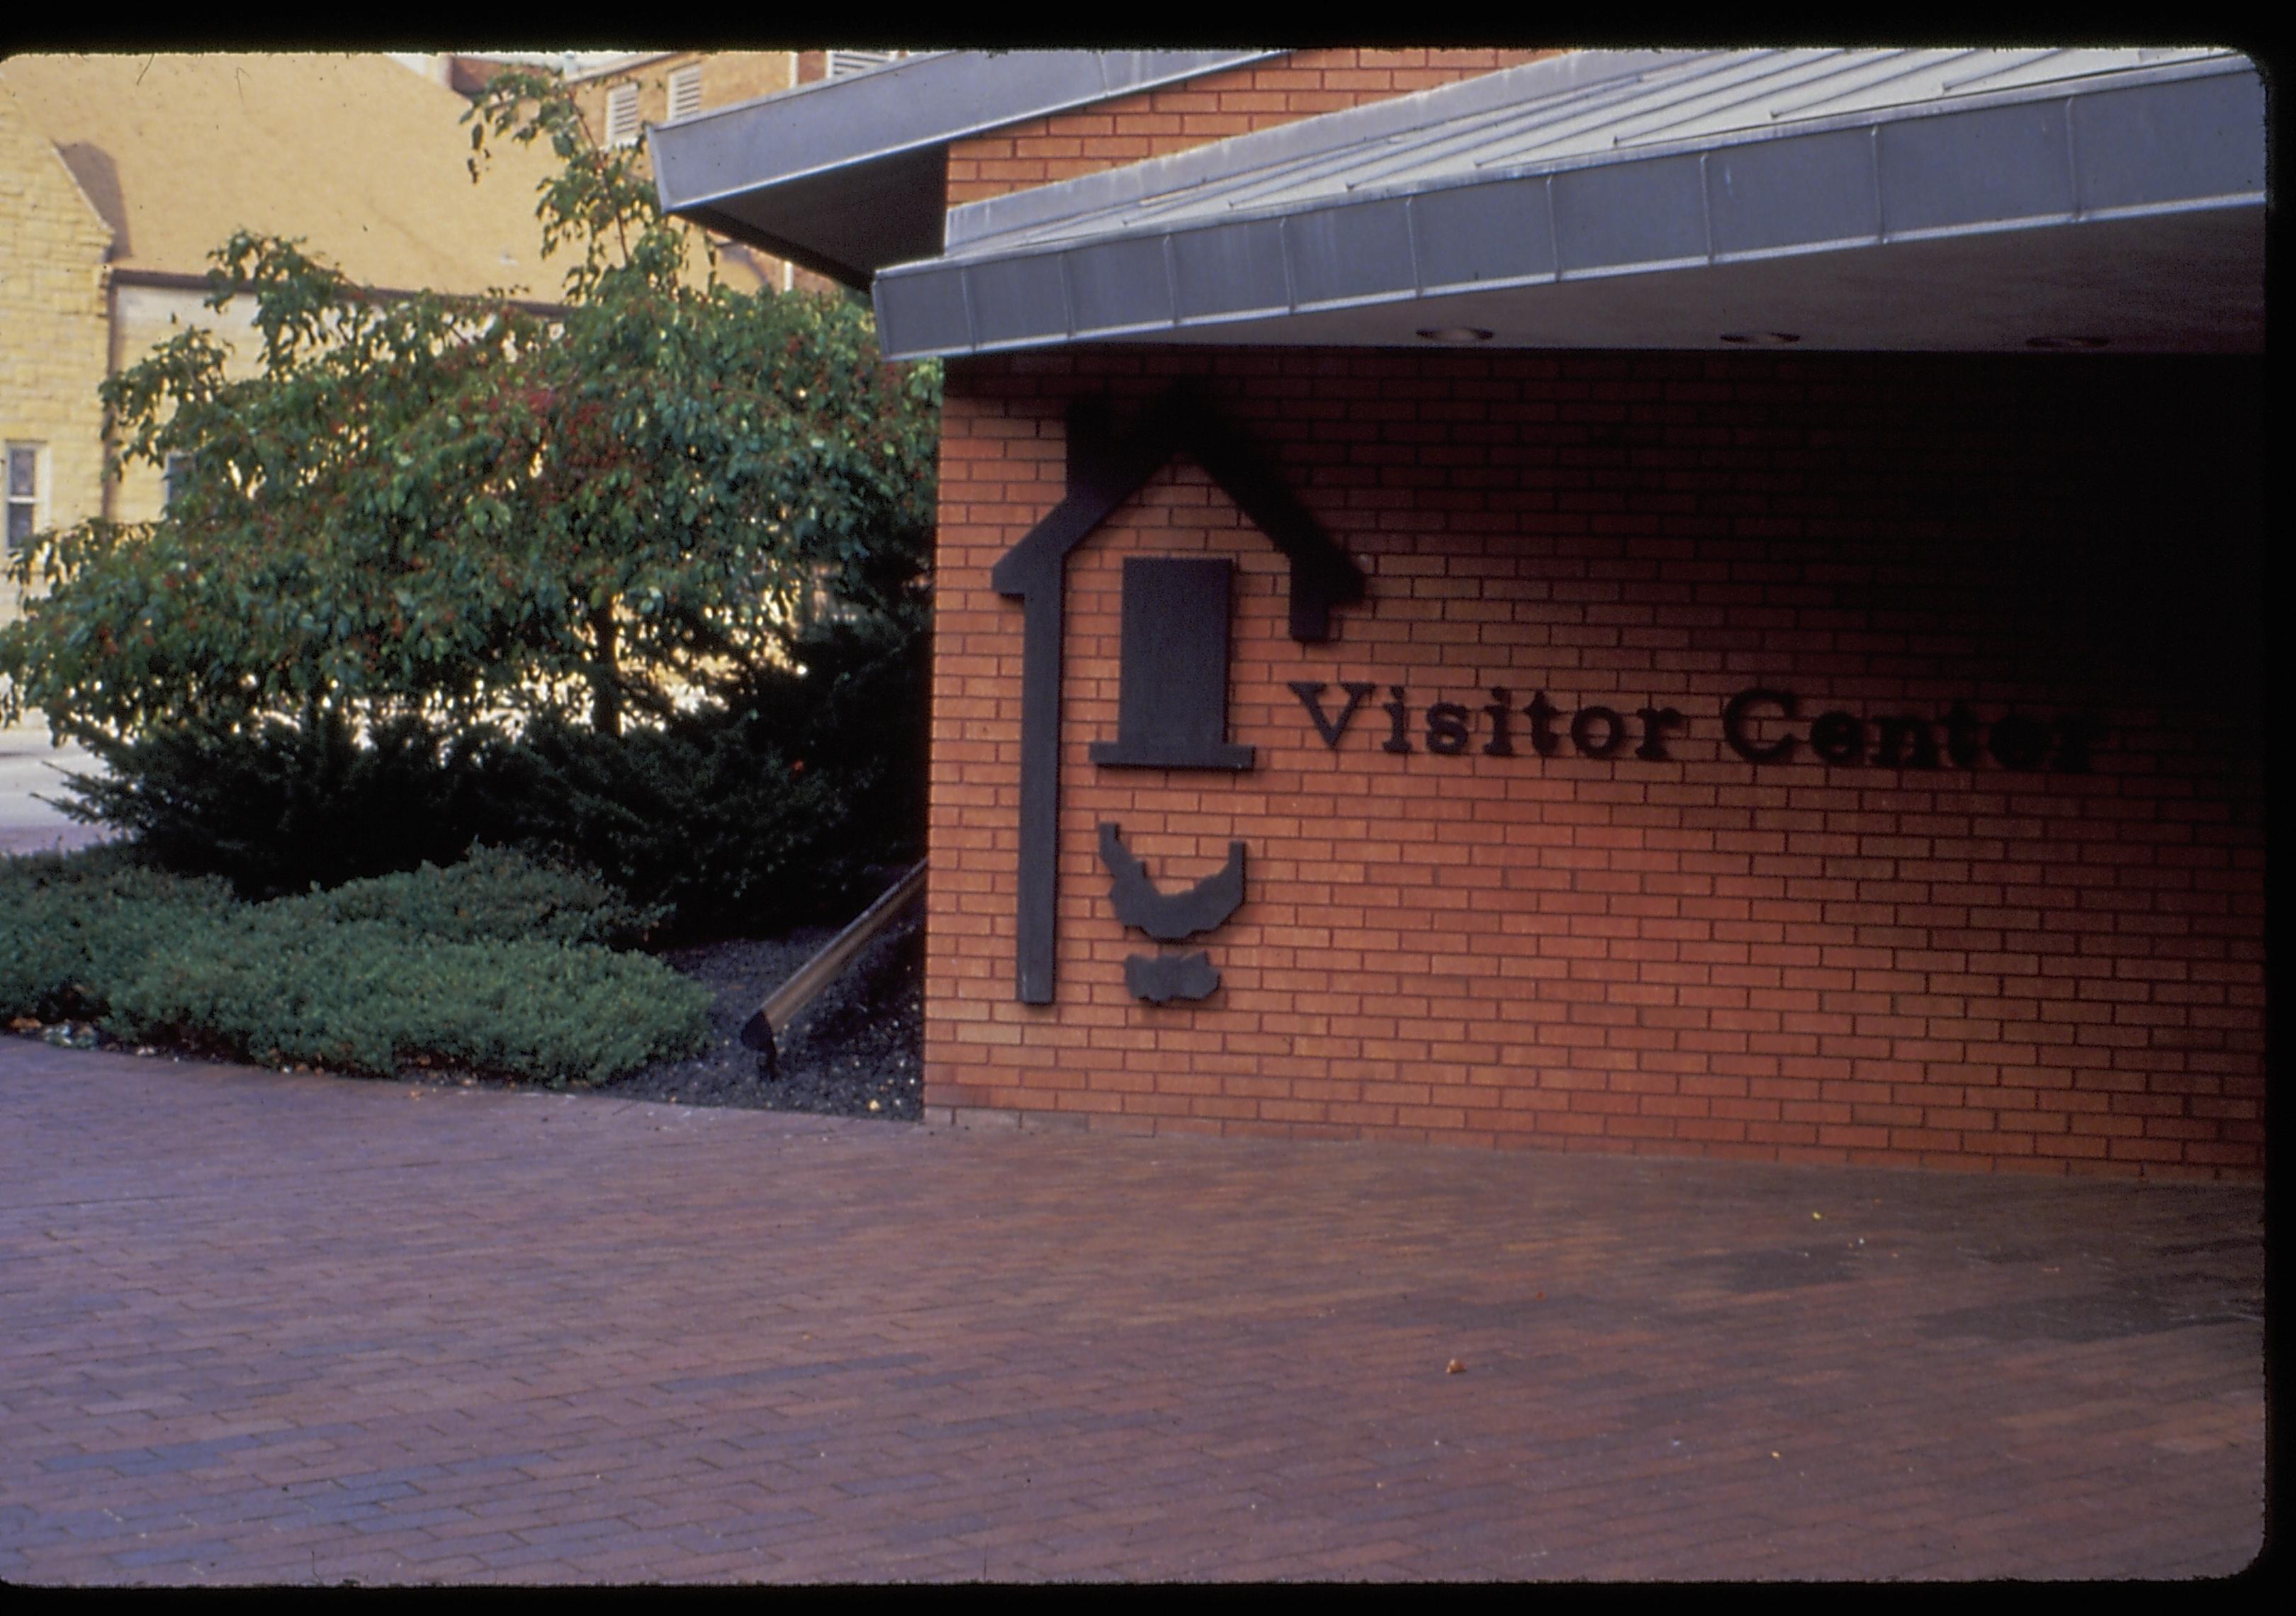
[0,1041,2263,1583]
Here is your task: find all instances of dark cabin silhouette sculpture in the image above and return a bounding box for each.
[1089,556,1254,770]
[990,386,1366,1004]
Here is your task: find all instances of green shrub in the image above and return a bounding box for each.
[1,845,709,1084]
[475,711,878,941]
[105,909,710,1086]
[3,69,937,948]
[290,845,662,949]
[0,82,939,752]
[57,713,499,899]
[0,849,238,1021]
[47,621,928,938]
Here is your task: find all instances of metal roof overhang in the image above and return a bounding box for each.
[867,50,2266,358]
[648,50,1281,288]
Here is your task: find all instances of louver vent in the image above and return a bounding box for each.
[604,82,640,146]
[826,50,904,79]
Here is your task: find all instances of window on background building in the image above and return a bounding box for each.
[667,64,703,120]
[164,453,193,510]
[5,444,40,551]
[604,82,641,147]
[826,50,905,79]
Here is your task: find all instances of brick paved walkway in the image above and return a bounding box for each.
[0,1041,2264,1583]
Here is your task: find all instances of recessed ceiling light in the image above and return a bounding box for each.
[1718,331,1801,345]
[1416,327,1493,344]
[2025,335,2110,350]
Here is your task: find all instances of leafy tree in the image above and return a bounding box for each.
[0,67,939,745]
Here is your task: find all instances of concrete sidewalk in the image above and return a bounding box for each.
[0,1040,2265,1583]
[0,717,108,858]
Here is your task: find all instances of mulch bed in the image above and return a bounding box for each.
[600,907,926,1122]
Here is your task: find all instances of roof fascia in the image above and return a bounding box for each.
[654,50,1281,206]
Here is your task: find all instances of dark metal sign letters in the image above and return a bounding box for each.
[1290,683,2100,771]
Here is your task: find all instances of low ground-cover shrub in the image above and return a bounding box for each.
[0,846,709,1083]
[0,848,232,1018]
[1,850,237,1022]
[106,909,709,1086]
[296,845,663,949]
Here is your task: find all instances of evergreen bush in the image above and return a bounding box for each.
[0,846,709,1084]
[0,850,237,1023]
[46,631,925,936]
[59,713,497,899]
[106,912,709,1087]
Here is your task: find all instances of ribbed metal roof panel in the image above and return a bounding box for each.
[879,46,2263,360]
[949,47,2244,252]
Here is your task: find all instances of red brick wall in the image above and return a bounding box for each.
[925,347,2265,1179]
[945,48,1558,205]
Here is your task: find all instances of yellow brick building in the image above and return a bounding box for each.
[2,55,574,549]
[0,52,611,644]
[554,50,887,298]
[0,74,111,632]
[0,49,874,682]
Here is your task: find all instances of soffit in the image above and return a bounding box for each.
[647,50,1283,288]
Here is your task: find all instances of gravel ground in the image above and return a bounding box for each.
[600,907,925,1121]
[6,907,928,1124]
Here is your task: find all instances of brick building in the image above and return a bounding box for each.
[0,47,924,635]
[440,47,914,298]
[557,50,891,297]
[673,48,2266,1179]
[0,72,111,617]
[0,52,570,635]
